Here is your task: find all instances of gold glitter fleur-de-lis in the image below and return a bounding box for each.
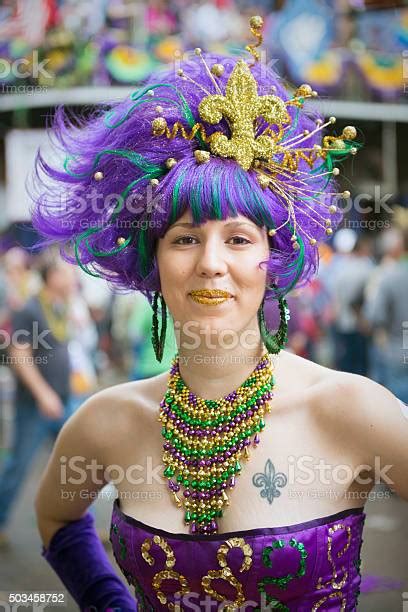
[198,59,289,171]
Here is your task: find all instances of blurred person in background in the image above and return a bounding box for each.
[363,225,406,385]
[329,233,374,375]
[364,226,408,403]
[0,259,76,545]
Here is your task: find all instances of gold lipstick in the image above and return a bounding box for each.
[189,289,233,305]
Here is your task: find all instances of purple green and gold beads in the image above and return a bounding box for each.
[158,351,275,535]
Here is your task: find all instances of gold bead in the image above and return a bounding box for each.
[342,125,357,140]
[194,47,202,55]
[249,15,263,29]
[326,228,333,235]
[93,171,103,181]
[330,139,346,150]
[311,90,318,97]
[176,68,184,76]
[165,157,177,169]
[316,118,323,126]
[211,63,224,77]
[325,219,331,227]
[332,167,340,176]
[152,117,167,136]
[116,237,126,246]
[257,174,270,189]
[150,178,159,187]
[296,83,312,97]
[155,105,163,114]
[342,190,351,198]
[329,116,336,124]
[290,234,298,241]
[147,89,154,97]
[194,150,210,164]
[309,238,317,246]
[350,147,358,155]
[268,228,277,237]
[303,129,310,136]
[329,205,337,214]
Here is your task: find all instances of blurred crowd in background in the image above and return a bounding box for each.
[0,0,407,100]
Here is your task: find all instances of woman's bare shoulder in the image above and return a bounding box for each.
[65,371,171,444]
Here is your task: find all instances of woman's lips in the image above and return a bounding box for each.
[189,289,233,305]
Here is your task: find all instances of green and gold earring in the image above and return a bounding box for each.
[151,291,167,362]
[258,286,290,354]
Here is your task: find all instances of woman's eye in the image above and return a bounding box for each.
[173,235,197,245]
[173,235,251,245]
[229,236,251,245]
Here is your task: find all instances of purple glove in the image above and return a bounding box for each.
[41,511,136,611]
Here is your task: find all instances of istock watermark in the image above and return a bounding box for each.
[0,51,51,80]
[60,455,164,486]
[0,324,52,351]
[286,455,394,487]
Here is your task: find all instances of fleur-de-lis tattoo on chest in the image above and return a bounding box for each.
[198,59,289,170]
[252,458,287,504]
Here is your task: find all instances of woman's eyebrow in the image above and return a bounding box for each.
[169,221,262,231]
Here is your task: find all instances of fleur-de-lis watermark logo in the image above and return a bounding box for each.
[198,59,289,170]
[252,459,287,504]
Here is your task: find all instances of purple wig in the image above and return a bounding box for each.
[30,51,355,304]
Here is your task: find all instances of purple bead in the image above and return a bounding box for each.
[225,451,231,458]
[253,433,260,445]
[163,443,170,450]
[199,492,206,500]
[206,460,212,467]
[247,409,253,417]
[221,482,227,489]
[184,489,191,497]
[192,492,198,499]
[191,522,197,534]
[168,480,180,492]
[229,476,236,488]
[198,460,206,467]
[231,445,237,452]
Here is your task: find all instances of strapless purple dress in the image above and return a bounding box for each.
[110,499,365,610]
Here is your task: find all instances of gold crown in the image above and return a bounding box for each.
[149,16,359,248]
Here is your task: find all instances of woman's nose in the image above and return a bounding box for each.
[195,241,228,277]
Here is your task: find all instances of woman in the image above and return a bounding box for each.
[32,16,408,611]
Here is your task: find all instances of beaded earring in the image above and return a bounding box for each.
[257,287,290,354]
[151,291,167,362]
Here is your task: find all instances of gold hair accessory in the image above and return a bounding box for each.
[150,16,359,248]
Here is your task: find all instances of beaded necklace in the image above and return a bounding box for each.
[37,289,69,343]
[159,350,275,535]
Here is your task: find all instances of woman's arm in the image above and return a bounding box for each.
[35,389,137,610]
[317,373,408,501]
[35,390,111,545]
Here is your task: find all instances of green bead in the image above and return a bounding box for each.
[185,511,191,523]
[164,466,174,477]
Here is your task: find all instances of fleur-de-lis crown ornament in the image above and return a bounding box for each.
[198,59,290,171]
[151,15,360,249]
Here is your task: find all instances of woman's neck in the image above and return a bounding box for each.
[176,340,268,400]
